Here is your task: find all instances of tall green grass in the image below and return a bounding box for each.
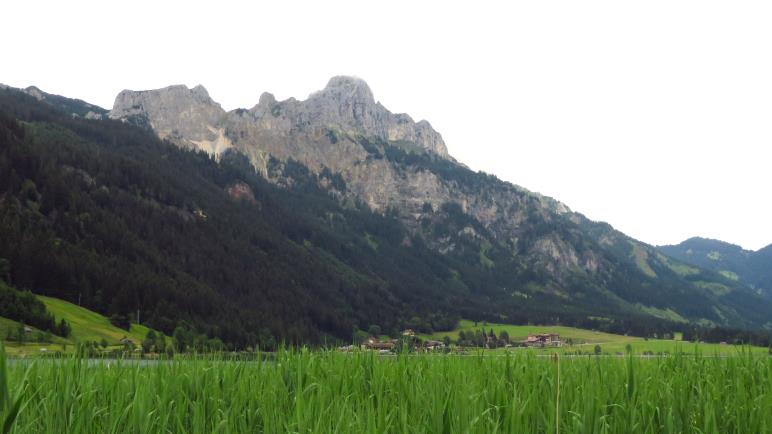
[1,346,770,433]
[1,343,27,434]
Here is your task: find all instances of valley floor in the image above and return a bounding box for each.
[421,319,770,356]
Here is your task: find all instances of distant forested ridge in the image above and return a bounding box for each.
[660,237,772,300]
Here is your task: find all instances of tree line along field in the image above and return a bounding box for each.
[1,346,770,433]
[4,297,769,357]
[421,320,771,356]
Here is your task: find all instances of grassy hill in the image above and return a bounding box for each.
[2,295,164,356]
[39,296,156,343]
[421,319,770,356]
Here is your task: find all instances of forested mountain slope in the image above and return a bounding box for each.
[108,78,772,331]
[1,83,770,348]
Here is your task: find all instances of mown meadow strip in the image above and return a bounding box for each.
[1,346,770,433]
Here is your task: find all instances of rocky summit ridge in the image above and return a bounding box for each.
[110,76,448,159]
[109,76,569,247]
[110,76,463,216]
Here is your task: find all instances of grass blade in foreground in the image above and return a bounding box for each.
[1,343,25,434]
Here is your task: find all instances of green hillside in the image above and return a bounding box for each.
[39,296,156,344]
[2,295,163,356]
[0,316,67,357]
[659,237,772,300]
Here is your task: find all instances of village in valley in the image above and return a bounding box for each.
[339,328,562,354]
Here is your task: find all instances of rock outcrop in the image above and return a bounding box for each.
[110,85,231,154]
[300,76,448,157]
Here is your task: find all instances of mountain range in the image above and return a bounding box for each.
[1,78,770,346]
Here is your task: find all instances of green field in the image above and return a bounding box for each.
[422,319,769,356]
[0,317,70,357]
[423,319,633,343]
[1,345,770,433]
[2,295,163,356]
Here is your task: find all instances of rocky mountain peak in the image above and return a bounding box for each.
[110,85,230,155]
[190,84,211,100]
[24,86,45,101]
[110,77,450,159]
[258,92,277,106]
[312,75,375,105]
[302,76,448,157]
[112,84,220,109]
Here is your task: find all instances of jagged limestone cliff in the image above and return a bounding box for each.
[110,76,447,158]
[110,77,584,273]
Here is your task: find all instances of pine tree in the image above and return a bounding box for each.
[16,323,25,344]
[499,330,509,344]
[142,330,157,353]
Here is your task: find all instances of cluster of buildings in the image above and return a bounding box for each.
[340,329,562,353]
[523,333,561,347]
[350,330,446,354]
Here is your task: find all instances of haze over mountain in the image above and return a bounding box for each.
[1,79,770,347]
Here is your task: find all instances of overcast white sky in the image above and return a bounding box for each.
[4,1,771,250]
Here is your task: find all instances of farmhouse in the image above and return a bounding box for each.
[523,333,561,347]
[423,340,445,351]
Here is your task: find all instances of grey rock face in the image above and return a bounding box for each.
[24,86,46,101]
[108,77,458,226]
[108,77,584,276]
[300,76,448,157]
[84,111,104,120]
[110,76,448,159]
[110,85,231,154]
